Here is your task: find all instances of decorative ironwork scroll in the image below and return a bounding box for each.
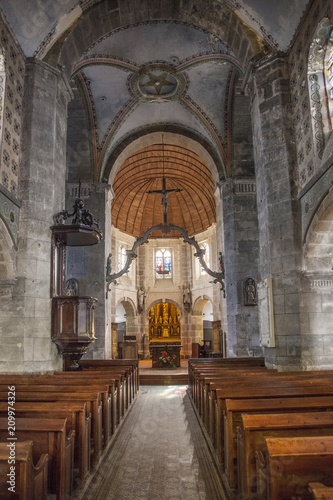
[106,223,225,297]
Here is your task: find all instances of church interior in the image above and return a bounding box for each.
[0,0,333,498]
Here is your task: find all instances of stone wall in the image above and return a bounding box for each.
[0,60,72,373]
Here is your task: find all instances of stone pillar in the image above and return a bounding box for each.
[221,178,261,357]
[7,60,73,372]
[248,55,302,370]
[66,182,112,359]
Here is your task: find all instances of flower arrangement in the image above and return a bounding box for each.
[153,350,177,368]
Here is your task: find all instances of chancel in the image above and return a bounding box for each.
[1,1,333,499]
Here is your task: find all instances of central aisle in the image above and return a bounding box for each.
[83,386,225,500]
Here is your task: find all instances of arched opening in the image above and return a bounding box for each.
[148,302,181,346]
[113,298,137,360]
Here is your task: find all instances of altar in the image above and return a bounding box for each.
[150,345,183,368]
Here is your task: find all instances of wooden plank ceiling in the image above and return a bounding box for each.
[112,143,216,238]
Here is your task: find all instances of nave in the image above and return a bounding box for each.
[82,385,224,500]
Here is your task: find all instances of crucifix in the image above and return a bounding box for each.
[147,137,181,224]
[148,176,181,224]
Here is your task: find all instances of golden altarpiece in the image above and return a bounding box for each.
[149,303,181,344]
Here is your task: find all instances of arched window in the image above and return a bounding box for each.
[118,244,127,272]
[155,249,172,279]
[325,38,333,117]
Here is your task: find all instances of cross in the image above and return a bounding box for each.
[148,176,181,224]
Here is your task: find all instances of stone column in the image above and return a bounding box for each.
[248,55,302,370]
[220,178,261,357]
[66,181,112,359]
[9,60,72,372]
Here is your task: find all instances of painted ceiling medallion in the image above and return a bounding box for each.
[131,65,185,101]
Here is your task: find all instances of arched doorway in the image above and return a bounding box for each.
[113,299,137,359]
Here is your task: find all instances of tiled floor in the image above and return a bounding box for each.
[82,385,225,500]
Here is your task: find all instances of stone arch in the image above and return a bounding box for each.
[103,128,222,185]
[115,297,137,317]
[304,188,333,273]
[146,298,182,317]
[192,295,212,316]
[301,188,333,369]
[52,1,263,79]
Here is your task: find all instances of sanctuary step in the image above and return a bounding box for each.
[140,373,189,385]
[139,359,189,386]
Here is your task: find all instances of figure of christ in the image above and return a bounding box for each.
[148,176,181,224]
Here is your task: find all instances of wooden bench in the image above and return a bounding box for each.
[0,440,48,500]
[0,418,74,500]
[221,396,333,492]
[237,412,333,499]
[79,359,139,398]
[52,370,123,429]
[308,482,333,499]
[255,436,333,500]
[0,401,91,483]
[0,390,102,466]
[198,374,333,459]
[0,378,113,447]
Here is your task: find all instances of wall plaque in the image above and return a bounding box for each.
[258,278,275,348]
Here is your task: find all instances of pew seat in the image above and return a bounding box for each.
[0,418,74,500]
[0,441,48,500]
[0,401,91,483]
[255,436,333,500]
[237,412,333,499]
[308,482,333,499]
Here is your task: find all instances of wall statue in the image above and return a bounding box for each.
[244,277,257,306]
[137,288,146,312]
[183,282,191,311]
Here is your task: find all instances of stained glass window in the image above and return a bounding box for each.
[328,44,333,99]
[155,249,172,279]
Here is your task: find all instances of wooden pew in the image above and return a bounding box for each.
[255,436,333,500]
[0,378,113,446]
[0,390,102,466]
[222,395,333,491]
[0,372,118,437]
[308,482,333,499]
[52,371,122,429]
[209,377,333,448]
[0,441,48,500]
[79,359,139,399]
[0,401,91,483]
[237,412,333,499]
[0,418,74,500]
[188,358,266,403]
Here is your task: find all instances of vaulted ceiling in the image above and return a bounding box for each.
[0,0,311,237]
[112,142,216,237]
